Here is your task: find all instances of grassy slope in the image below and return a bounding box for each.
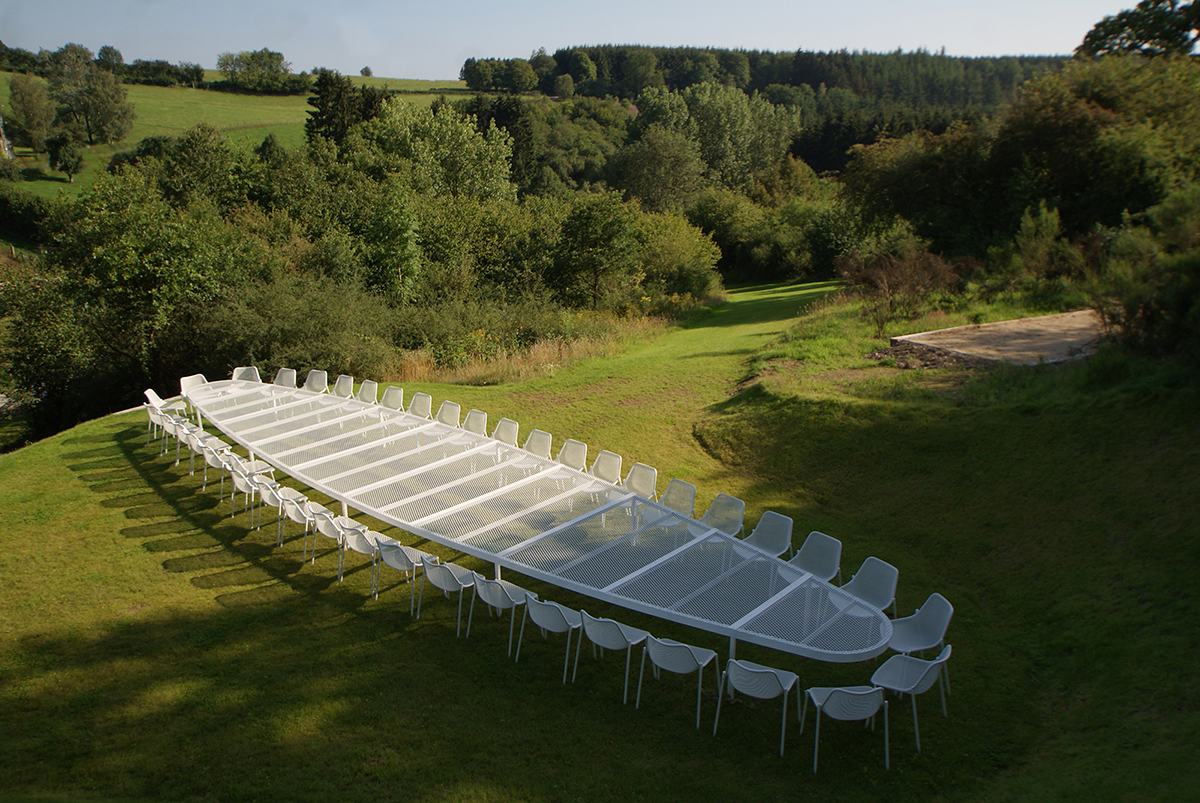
[0,71,466,199]
[2,283,1196,801]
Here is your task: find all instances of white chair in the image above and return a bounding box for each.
[376,539,437,616]
[255,481,307,546]
[303,370,328,394]
[407,392,433,419]
[417,557,476,637]
[588,450,622,485]
[515,597,582,684]
[343,528,381,596]
[659,479,696,517]
[312,510,365,577]
[834,557,899,616]
[801,686,889,772]
[492,418,519,447]
[555,438,588,472]
[281,497,317,558]
[331,374,354,398]
[356,379,378,404]
[200,439,233,497]
[870,645,952,752]
[742,511,793,558]
[888,592,954,694]
[379,385,404,410]
[462,409,488,436]
[636,635,719,729]
[700,493,745,537]
[468,573,536,656]
[788,531,843,584]
[572,610,649,704]
[522,429,552,459]
[225,454,274,521]
[179,374,207,418]
[272,367,297,388]
[434,400,461,427]
[621,462,658,500]
[231,365,261,382]
[713,659,801,756]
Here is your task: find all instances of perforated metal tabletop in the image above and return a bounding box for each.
[186,378,891,662]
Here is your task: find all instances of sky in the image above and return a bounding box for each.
[2,0,1131,81]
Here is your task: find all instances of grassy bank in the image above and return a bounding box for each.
[1,283,1196,801]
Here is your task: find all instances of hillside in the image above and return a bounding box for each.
[2,283,1196,801]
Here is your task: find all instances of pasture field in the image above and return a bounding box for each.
[1,282,1196,802]
[0,71,467,199]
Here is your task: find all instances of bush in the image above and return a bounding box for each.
[0,183,52,242]
[838,246,960,338]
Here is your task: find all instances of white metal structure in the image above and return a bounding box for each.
[184,376,892,663]
[870,644,952,752]
[713,658,801,756]
[801,686,889,772]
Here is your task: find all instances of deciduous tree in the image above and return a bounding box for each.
[1077,0,1198,56]
[5,74,56,151]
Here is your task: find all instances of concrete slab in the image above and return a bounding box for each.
[891,310,1103,366]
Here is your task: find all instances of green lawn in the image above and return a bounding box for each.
[0,71,468,199]
[2,283,1196,801]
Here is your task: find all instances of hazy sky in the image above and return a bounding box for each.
[2,0,1129,81]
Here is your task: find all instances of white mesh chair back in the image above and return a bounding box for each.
[468,573,534,655]
[524,596,578,635]
[714,659,800,756]
[889,593,954,655]
[555,439,588,471]
[492,418,519,446]
[743,511,793,558]
[201,440,231,495]
[802,685,889,772]
[378,542,435,616]
[637,635,719,729]
[179,373,208,397]
[643,635,714,676]
[272,367,297,388]
[700,493,745,537]
[331,374,354,398]
[660,479,696,517]
[462,409,488,435]
[356,379,378,404]
[870,645,952,752]
[418,558,475,636]
[303,369,328,393]
[232,365,261,382]
[379,385,404,410]
[522,429,552,459]
[589,450,622,485]
[842,557,899,613]
[573,610,649,704]
[789,531,842,584]
[819,687,884,722]
[622,463,658,500]
[144,388,169,408]
[435,400,461,427]
[341,528,378,590]
[407,392,433,419]
[516,597,583,683]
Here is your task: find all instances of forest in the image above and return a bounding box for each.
[1,0,1198,442]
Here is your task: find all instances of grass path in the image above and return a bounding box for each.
[408,281,840,519]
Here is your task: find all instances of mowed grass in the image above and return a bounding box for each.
[0,71,467,199]
[2,283,1198,801]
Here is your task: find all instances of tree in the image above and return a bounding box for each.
[1077,0,1199,56]
[54,65,136,145]
[503,59,538,93]
[306,68,363,144]
[353,99,516,202]
[216,48,307,92]
[5,74,56,151]
[361,66,373,77]
[551,193,640,308]
[48,135,84,182]
[609,124,706,211]
[95,45,124,74]
[568,50,597,86]
[553,73,574,98]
